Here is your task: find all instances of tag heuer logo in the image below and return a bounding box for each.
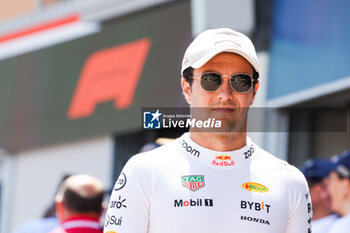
[182,175,205,191]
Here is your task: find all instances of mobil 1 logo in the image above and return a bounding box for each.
[174,198,213,207]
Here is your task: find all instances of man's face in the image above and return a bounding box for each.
[181,52,259,132]
[327,171,349,215]
[309,180,331,211]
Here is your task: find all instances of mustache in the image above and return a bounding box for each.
[209,102,239,110]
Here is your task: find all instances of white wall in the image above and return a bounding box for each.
[248,52,289,161]
[248,51,270,147]
[191,0,254,36]
[8,136,113,232]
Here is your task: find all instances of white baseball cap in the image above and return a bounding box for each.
[181,28,260,77]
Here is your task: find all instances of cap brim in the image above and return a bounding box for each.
[190,48,260,74]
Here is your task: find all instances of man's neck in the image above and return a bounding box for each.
[312,206,332,221]
[338,198,350,217]
[189,131,247,151]
[61,211,100,223]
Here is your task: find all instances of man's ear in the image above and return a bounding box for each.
[55,201,65,223]
[249,80,260,106]
[99,202,107,218]
[181,77,191,104]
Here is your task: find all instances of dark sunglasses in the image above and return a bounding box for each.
[191,72,253,93]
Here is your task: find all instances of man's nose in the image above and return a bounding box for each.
[216,76,233,100]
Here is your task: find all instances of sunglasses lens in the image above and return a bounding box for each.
[200,73,222,91]
[230,74,252,92]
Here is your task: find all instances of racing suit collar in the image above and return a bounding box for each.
[177,133,256,170]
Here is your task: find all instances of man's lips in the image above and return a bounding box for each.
[212,107,235,113]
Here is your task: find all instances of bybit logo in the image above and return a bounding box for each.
[241,200,271,213]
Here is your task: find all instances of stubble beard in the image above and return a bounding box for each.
[189,107,249,133]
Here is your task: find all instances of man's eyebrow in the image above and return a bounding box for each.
[200,70,219,73]
[199,70,253,76]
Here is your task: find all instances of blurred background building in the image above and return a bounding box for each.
[0,0,349,232]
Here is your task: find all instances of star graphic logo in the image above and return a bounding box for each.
[151,109,161,122]
[143,109,162,129]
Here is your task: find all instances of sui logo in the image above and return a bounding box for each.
[143,109,162,129]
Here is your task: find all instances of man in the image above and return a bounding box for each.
[50,174,105,233]
[104,28,312,233]
[327,150,350,233]
[300,159,338,233]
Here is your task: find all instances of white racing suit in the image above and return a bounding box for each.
[104,133,312,233]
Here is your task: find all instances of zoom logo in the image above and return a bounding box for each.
[179,139,200,158]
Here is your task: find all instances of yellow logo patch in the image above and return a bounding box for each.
[242,182,269,193]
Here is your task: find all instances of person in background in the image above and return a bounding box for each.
[300,158,338,233]
[327,150,350,233]
[13,175,71,233]
[49,174,105,233]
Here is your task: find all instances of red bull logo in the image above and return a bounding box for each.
[212,154,235,167]
[215,155,231,161]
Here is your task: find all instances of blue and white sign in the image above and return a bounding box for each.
[143,109,162,129]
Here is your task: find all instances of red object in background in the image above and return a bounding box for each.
[67,38,151,120]
[0,15,80,43]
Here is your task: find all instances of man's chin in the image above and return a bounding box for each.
[212,119,245,133]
